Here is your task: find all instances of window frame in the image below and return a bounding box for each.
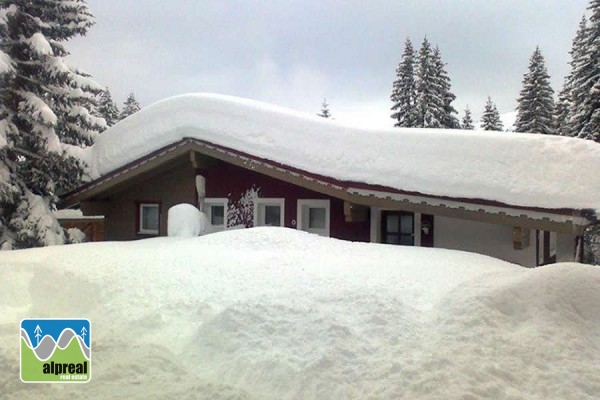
[254,198,285,227]
[137,202,160,235]
[297,199,331,237]
[204,198,228,231]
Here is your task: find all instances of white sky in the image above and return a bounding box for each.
[67,0,589,129]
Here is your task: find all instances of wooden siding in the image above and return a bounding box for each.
[97,161,197,241]
[59,219,105,242]
[198,162,371,242]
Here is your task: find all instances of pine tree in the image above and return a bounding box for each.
[119,92,141,120]
[97,87,120,128]
[556,16,588,136]
[415,37,444,128]
[461,107,474,130]
[317,98,332,118]
[514,47,555,134]
[54,67,106,146]
[432,46,459,128]
[0,1,97,249]
[390,38,418,127]
[481,97,504,131]
[390,37,458,129]
[570,3,600,141]
[555,85,572,136]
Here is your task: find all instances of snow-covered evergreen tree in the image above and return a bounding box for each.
[54,67,106,146]
[317,98,332,118]
[390,37,458,129]
[555,84,572,136]
[415,37,445,128]
[569,3,600,141]
[119,92,141,120]
[432,46,459,128]
[481,97,504,131]
[514,47,555,134]
[0,1,98,249]
[555,17,588,136]
[461,107,475,130]
[390,38,418,127]
[97,87,120,128]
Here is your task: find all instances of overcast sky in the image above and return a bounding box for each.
[68,0,589,128]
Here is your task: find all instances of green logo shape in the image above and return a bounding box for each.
[20,318,91,383]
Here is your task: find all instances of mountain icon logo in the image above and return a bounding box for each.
[20,318,91,383]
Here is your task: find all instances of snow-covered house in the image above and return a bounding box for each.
[61,94,600,267]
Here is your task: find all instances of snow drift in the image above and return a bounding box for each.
[1,228,599,399]
[84,93,600,211]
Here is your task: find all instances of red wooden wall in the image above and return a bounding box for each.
[198,162,371,242]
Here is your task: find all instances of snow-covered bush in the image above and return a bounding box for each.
[167,203,207,237]
[583,223,600,265]
[227,186,260,228]
[67,228,87,244]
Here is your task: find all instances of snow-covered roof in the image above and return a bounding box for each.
[85,93,600,212]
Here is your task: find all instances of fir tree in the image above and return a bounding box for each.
[514,47,555,134]
[415,37,444,128]
[390,38,418,127]
[54,67,106,146]
[569,3,600,141]
[97,87,120,128]
[432,46,459,128]
[555,84,572,136]
[119,92,141,120]
[317,98,332,118]
[0,0,97,249]
[481,97,504,131]
[461,107,475,130]
[390,37,458,129]
[556,16,588,136]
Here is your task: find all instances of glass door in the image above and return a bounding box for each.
[381,211,414,245]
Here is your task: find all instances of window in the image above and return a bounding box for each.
[297,199,330,236]
[381,211,414,246]
[204,198,228,231]
[254,198,284,227]
[138,203,160,235]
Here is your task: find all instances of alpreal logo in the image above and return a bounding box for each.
[20,318,91,383]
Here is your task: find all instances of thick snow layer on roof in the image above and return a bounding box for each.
[1,228,599,398]
[89,93,600,210]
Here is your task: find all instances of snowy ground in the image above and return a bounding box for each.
[1,227,599,399]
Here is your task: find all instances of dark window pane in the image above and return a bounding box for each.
[386,215,399,232]
[385,234,399,244]
[308,207,326,229]
[400,235,414,246]
[142,205,159,231]
[400,214,413,234]
[211,205,224,225]
[264,205,281,226]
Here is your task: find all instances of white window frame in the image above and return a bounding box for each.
[204,198,228,231]
[138,203,160,235]
[254,198,285,227]
[297,199,330,237]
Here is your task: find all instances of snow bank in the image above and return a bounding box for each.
[167,203,206,237]
[1,228,599,399]
[87,93,600,211]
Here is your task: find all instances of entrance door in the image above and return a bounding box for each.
[381,211,414,245]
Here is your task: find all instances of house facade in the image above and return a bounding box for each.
[62,137,589,268]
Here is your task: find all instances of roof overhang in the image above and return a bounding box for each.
[62,138,592,235]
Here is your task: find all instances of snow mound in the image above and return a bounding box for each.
[167,203,206,237]
[1,228,599,399]
[85,93,600,211]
